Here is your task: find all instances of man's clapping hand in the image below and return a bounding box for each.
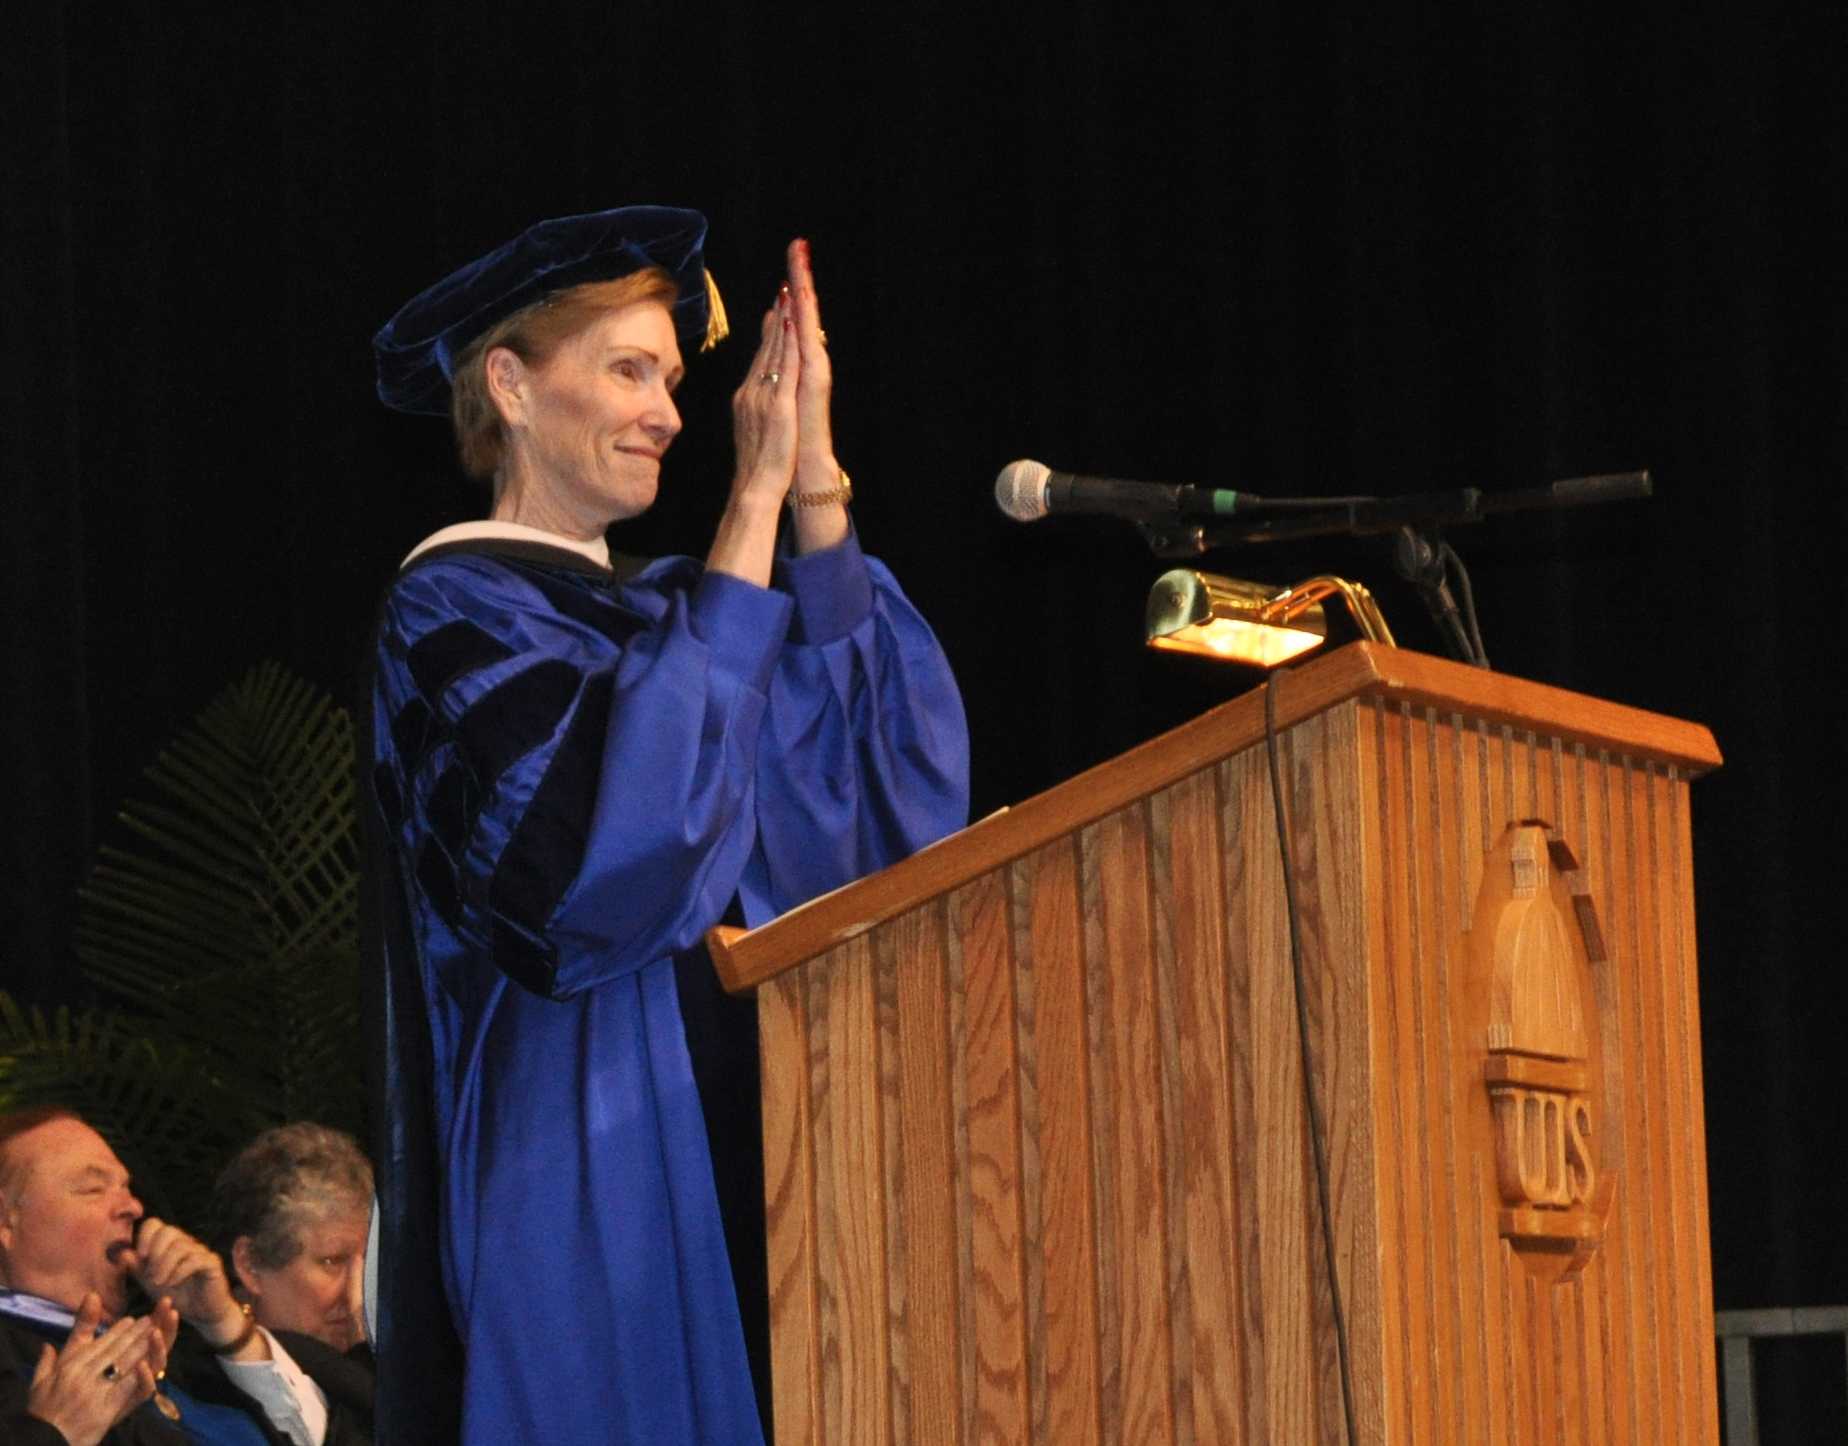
[25,1291,172,1446]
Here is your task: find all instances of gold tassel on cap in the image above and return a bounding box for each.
[701,269,730,351]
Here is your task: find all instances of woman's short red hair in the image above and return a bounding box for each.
[448,266,680,483]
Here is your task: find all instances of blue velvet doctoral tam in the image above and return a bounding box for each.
[366,530,968,1444]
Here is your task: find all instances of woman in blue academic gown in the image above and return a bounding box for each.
[362,207,969,1445]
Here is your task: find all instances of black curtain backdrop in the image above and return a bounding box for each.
[7,0,1845,1427]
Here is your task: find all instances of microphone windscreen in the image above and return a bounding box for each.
[1552,471,1653,505]
[994,458,1052,521]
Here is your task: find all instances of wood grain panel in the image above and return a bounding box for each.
[1216,747,1276,1446]
[1155,771,1250,1443]
[1426,706,1471,1434]
[806,954,843,1443]
[1005,858,1047,1442]
[1278,702,1377,1442]
[1497,730,1530,1446]
[1571,1280,1596,1443]
[875,927,910,1446]
[1355,702,1412,1445]
[945,883,976,1446]
[1503,1269,1526,1446]
[1667,769,1722,1437]
[1354,703,1734,1445]
[1150,793,1200,1446]
[1079,804,1178,1445]
[1461,715,1516,1446]
[1648,765,1692,1442]
[1243,742,1319,1444]
[1643,764,1694,1441]
[813,934,892,1446]
[1020,836,1103,1444]
[1078,824,1123,1446]
[1590,747,1645,1446]
[950,870,1030,1443]
[1612,760,1668,1435]
[1401,705,1457,1443]
[1371,701,1430,1444]
[1435,710,1492,1446]
[1562,746,1611,1444]
[1640,757,1684,1442]
[884,902,963,1446]
[1532,1276,1560,1444]
[760,971,821,1446]
[738,655,1721,1446]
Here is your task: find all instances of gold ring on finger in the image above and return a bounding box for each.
[761,371,780,385]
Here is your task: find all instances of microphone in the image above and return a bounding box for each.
[994,459,1253,524]
[1478,471,1653,516]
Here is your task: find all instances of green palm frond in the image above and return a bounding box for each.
[2,661,367,1226]
[73,661,364,1130]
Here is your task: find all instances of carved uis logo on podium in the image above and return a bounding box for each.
[1469,822,1613,1279]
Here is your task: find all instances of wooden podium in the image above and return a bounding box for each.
[708,642,1723,1445]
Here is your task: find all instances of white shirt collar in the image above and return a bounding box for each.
[0,1289,78,1330]
[401,520,611,570]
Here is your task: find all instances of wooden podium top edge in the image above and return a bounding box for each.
[1350,643,1722,772]
[708,641,1723,991]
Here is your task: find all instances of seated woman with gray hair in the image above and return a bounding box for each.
[210,1125,374,1431]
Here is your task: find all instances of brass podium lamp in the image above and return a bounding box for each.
[1145,570,1396,667]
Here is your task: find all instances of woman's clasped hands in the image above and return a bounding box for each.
[724,239,847,562]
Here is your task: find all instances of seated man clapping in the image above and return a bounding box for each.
[0,1108,367,1446]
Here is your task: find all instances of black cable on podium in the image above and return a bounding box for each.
[1264,668,1358,1446]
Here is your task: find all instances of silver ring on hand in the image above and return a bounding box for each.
[102,1362,120,1382]
[761,370,780,385]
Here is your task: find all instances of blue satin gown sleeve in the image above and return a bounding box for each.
[742,526,971,921]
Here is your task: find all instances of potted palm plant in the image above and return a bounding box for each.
[0,662,364,1227]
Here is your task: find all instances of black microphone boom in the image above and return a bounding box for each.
[994,457,1654,559]
[1170,471,1653,551]
[994,459,1253,524]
